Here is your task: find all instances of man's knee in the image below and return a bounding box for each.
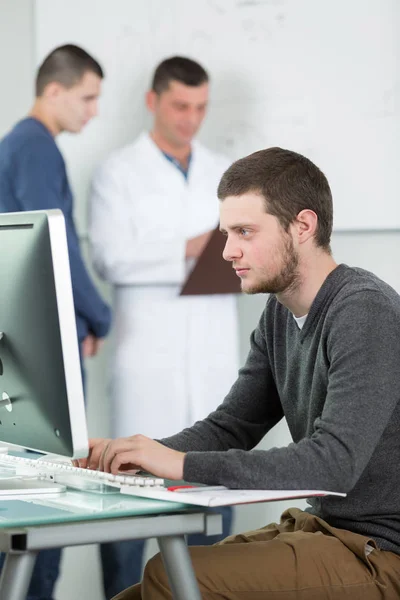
[143,552,171,597]
[111,582,142,600]
[144,552,163,577]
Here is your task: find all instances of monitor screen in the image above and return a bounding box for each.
[0,209,88,458]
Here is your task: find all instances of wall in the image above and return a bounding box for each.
[34,0,400,231]
[0,0,34,137]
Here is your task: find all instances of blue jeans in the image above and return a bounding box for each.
[0,507,233,599]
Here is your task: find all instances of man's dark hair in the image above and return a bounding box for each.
[36,44,104,96]
[151,56,208,94]
[217,147,333,251]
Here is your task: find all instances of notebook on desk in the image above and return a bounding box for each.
[180,227,242,295]
[118,486,346,507]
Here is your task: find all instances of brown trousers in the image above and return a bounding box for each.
[112,508,400,599]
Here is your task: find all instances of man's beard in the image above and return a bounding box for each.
[244,234,300,295]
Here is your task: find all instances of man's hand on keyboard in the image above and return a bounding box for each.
[76,435,185,481]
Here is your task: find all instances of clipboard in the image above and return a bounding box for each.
[180,227,242,296]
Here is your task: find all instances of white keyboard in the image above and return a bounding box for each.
[0,453,165,495]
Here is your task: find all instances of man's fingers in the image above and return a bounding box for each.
[88,438,110,470]
[73,438,105,468]
[110,451,141,475]
[73,458,87,468]
[102,439,140,473]
[82,435,149,473]
[102,441,130,473]
[98,440,113,472]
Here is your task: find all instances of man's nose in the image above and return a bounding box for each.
[222,237,241,262]
[187,108,202,127]
[90,100,99,118]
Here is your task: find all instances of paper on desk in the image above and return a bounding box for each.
[118,487,346,507]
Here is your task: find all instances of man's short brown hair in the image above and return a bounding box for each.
[151,56,208,95]
[218,147,333,251]
[36,44,103,96]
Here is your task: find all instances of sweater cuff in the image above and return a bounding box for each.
[183,451,225,485]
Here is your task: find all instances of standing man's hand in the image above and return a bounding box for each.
[81,435,185,480]
[82,334,105,357]
[186,230,213,258]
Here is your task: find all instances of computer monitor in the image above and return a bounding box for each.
[0,209,88,459]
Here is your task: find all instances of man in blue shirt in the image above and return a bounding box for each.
[0,44,111,352]
[0,45,114,599]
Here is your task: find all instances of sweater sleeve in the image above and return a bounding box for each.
[13,138,111,339]
[176,291,400,489]
[65,218,111,339]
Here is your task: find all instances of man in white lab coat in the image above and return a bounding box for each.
[88,57,239,589]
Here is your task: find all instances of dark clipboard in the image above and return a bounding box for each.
[180,227,242,296]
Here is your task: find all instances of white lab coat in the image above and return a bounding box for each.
[88,132,239,439]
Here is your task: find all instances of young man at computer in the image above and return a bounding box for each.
[85,147,400,599]
[0,44,126,600]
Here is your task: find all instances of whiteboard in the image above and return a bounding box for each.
[34,0,400,232]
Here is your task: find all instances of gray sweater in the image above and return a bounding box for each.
[162,264,400,554]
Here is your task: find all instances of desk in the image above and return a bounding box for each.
[0,489,221,600]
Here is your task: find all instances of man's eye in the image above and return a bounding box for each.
[240,229,249,237]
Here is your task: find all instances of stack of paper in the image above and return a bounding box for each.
[119,485,346,507]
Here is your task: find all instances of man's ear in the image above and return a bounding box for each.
[145,90,157,113]
[41,81,64,100]
[295,209,318,244]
